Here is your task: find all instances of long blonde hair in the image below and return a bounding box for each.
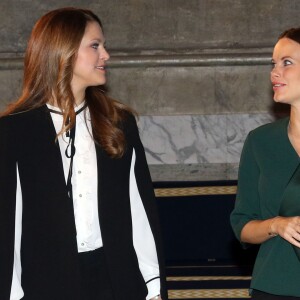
[2,7,133,158]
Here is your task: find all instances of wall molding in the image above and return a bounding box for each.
[109,52,272,68]
[0,49,272,70]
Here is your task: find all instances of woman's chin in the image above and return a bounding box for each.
[273,96,289,105]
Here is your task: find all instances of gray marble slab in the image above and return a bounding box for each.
[138,113,275,165]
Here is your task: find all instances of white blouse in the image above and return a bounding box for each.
[10,103,160,300]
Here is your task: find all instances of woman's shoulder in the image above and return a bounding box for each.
[0,105,47,130]
[249,117,289,140]
[119,110,138,133]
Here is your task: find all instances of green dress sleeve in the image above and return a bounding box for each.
[230,131,262,246]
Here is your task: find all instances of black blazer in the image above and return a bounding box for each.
[0,106,168,300]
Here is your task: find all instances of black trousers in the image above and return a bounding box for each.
[252,290,300,300]
[78,247,115,300]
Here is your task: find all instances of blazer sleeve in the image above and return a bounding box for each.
[0,116,18,300]
[230,131,262,246]
[125,114,168,300]
[130,149,161,300]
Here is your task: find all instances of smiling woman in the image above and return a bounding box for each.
[271,36,300,105]
[0,7,167,300]
[231,28,300,300]
[72,21,110,102]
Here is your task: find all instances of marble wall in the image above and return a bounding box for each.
[0,0,296,181]
[139,113,275,181]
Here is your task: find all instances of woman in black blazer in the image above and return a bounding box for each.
[0,7,167,300]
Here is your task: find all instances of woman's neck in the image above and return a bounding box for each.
[289,106,300,135]
[288,106,300,156]
[47,90,85,108]
[72,85,85,106]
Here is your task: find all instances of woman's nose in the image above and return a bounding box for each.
[271,67,280,79]
[101,48,110,61]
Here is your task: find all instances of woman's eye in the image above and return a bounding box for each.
[91,43,99,49]
[283,59,292,66]
[271,61,276,69]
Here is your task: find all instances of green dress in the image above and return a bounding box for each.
[230,117,300,296]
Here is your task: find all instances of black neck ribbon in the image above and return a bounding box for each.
[48,103,88,200]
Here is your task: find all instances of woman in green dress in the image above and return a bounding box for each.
[231,28,300,299]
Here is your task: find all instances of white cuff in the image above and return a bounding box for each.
[146,277,160,300]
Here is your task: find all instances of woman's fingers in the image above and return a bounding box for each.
[277,216,300,246]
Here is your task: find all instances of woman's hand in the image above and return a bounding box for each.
[241,216,300,245]
[272,216,300,247]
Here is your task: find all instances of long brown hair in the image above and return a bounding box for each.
[2,7,133,158]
